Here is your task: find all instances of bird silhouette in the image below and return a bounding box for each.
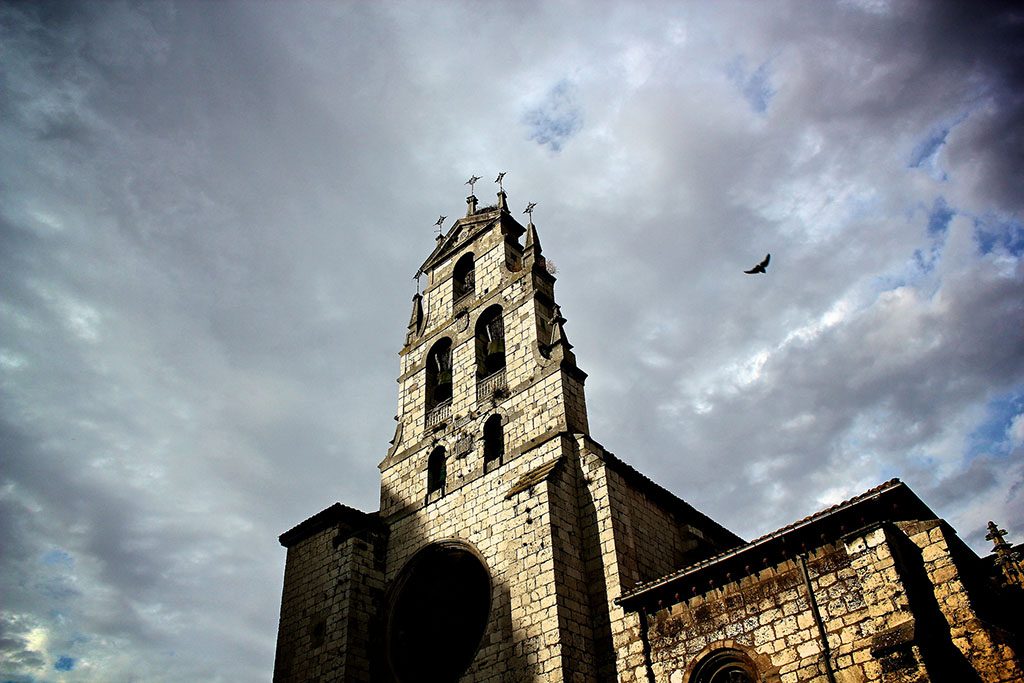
[744,253,770,274]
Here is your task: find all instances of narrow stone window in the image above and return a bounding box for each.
[475,305,505,378]
[453,253,475,303]
[425,338,453,411]
[483,414,504,472]
[427,446,446,497]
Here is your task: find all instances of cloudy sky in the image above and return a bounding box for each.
[2,0,1023,680]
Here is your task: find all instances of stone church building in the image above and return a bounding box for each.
[273,187,1023,682]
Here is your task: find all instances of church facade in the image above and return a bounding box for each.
[273,186,1023,682]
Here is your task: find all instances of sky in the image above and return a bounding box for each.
[1,0,1023,680]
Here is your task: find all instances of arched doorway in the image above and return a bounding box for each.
[386,542,492,683]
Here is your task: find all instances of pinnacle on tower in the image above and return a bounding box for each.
[525,221,543,258]
[545,304,576,367]
[406,292,423,338]
[987,520,1023,587]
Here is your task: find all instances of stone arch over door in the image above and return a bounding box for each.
[682,641,781,683]
[385,540,493,683]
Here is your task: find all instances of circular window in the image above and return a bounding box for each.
[386,542,492,683]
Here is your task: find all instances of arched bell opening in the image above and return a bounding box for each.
[453,253,475,303]
[474,305,505,378]
[425,337,453,411]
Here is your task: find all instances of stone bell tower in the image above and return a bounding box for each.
[378,185,600,681]
[274,181,742,683]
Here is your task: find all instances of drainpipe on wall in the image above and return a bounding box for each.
[638,606,657,683]
[798,553,838,683]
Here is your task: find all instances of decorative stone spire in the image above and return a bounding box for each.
[406,292,424,342]
[523,201,545,269]
[987,521,1023,587]
[545,305,576,366]
[548,305,571,348]
[525,220,542,254]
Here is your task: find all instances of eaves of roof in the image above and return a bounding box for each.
[615,478,935,611]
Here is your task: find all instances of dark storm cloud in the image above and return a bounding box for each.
[1,0,1022,680]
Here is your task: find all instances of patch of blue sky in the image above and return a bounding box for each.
[912,244,941,275]
[40,548,74,567]
[873,200,951,291]
[908,111,968,178]
[727,57,774,114]
[966,387,1024,460]
[899,196,954,276]
[522,80,584,153]
[54,657,76,672]
[974,215,1024,257]
[926,196,954,237]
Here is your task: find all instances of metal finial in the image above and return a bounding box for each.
[495,172,506,191]
[466,175,481,194]
[524,202,536,221]
[434,215,446,237]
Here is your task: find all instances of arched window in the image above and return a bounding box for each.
[692,648,759,683]
[483,414,504,472]
[425,338,453,410]
[475,306,505,378]
[427,446,447,496]
[453,253,475,302]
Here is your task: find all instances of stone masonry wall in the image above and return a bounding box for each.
[274,524,385,683]
[380,366,580,518]
[572,436,739,683]
[897,520,1023,683]
[640,539,872,683]
[382,435,593,682]
[616,521,1023,683]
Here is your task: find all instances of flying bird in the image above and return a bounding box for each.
[744,253,770,274]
